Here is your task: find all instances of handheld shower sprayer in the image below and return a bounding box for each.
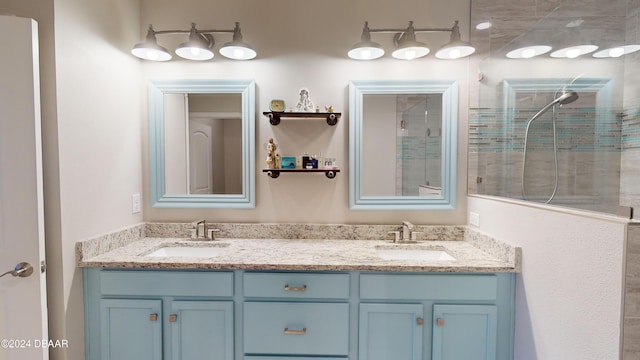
[521,89,579,203]
[526,90,579,126]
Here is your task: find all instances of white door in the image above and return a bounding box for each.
[189,121,214,194]
[0,15,49,360]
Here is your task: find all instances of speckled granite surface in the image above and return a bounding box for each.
[76,222,520,273]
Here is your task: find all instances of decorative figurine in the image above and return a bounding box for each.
[325,105,334,113]
[295,87,315,112]
[265,138,278,168]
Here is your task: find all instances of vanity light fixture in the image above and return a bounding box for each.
[348,20,475,60]
[131,22,256,61]
[348,22,385,60]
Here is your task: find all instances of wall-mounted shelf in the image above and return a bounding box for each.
[262,168,340,179]
[262,111,341,126]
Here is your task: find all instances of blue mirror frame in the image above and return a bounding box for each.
[348,80,458,210]
[149,79,255,208]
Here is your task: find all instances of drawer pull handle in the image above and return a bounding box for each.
[149,314,158,322]
[284,284,307,291]
[283,327,307,335]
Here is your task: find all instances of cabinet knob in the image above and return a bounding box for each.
[149,314,158,322]
[169,314,178,323]
[416,317,424,326]
[436,318,445,327]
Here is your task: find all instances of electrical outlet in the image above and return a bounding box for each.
[469,212,480,227]
[132,193,141,214]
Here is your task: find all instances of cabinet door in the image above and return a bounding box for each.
[169,300,234,360]
[100,299,162,360]
[432,304,497,360]
[359,303,423,360]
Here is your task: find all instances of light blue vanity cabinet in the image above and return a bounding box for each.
[84,270,235,360]
[99,298,162,360]
[84,269,514,360]
[359,274,514,360]
[359,303,425,360]
[243,272,351,359]
[432,304,498,360]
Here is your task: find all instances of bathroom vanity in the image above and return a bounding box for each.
[78,225,519,360]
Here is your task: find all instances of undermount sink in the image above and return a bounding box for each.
[376,248,456,261]
[145,244,227,258]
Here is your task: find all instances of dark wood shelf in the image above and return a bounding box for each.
[262,168,340,179]
[262,111,341,126]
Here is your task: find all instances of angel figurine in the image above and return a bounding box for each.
[265,138,278,168]
[295,87,315,112]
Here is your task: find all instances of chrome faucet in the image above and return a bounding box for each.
[389,221,420,243]
[191,219,206,239]
[402,221,414,242]
[190,219,220,240]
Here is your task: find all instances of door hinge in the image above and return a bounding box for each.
[40,260,46,273]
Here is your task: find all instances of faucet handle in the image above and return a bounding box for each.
[207,227,221,240]
[388,231,401,243]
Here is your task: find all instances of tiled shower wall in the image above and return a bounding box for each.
[625,225,640,359]
[469,0,638,215]
[469,106,623,211]
[623,5,640,359]
[621,2,640,208]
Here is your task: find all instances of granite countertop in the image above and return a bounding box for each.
[77,226,520,273]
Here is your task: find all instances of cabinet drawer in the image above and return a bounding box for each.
[243,272,349,299]
[360,274,498,301]
[100,270,233,297]
[243,302,349,356]
[245,357,345,360]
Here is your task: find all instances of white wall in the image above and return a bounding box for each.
[140,0,471,224]
[50,0,143,358]
[363,95,397,196]
[467,195,627,359]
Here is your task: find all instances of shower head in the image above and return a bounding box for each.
[526,90,580,126]
[555,90,579,105]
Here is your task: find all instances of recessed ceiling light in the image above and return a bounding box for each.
[476,22,492,30]
[566,19,584,28]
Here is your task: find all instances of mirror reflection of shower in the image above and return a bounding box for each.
[397,94,443,196]
[521,89,579,203]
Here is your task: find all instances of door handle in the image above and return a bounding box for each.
[0,262,34,278]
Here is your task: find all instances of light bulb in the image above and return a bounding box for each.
[405,50,416,60]
[448,49,461,59]
[521,49,536,58]
[360,49,371,60]
[608,47,625,57]
[147,51,159,61]
[234,49,245,58]
[566,48,581,58]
